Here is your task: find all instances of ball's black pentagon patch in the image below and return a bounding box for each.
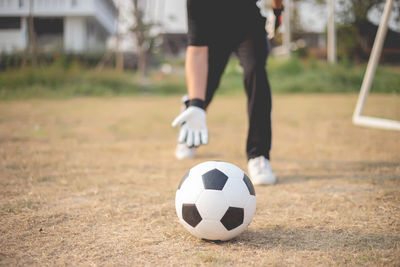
[178,171,190,189]
[220,207,244,231]
[182,204,202,227]
[243,174,255,196]
[202,169,228,190]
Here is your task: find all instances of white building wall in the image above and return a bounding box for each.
[64,17,87,53]
[0,0,116,54]
[161,0,187,33]
[86,18,107,53]
[0,30,24,53]
[0,0,116,35]
[94,0,117,34]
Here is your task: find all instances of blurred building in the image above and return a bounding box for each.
[0,0,117,54]
[161,33,187,57]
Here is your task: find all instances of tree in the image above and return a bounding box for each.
[115,6,124,72]
[96,2,123,72]
[22,0,37,68]
[131,0,161,77]
[338,0,400,60]
[337,0,399,25]
[306,0,400,61]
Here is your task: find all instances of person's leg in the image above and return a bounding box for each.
[235,31,276,185]
[180,44,233,110]
[235,29,272,161]
[204,44,233,108]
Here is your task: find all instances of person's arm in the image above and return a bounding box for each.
[185,46,208,101]
[272,0,284,33]
[272,0,283,9]
[171,0,210,148]
[171,46,209,147]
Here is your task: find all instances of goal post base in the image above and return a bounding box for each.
[353,115,400,131]
[352,0,399,131]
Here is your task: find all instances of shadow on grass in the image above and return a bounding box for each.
[277,173,400,185]
[275,158,400,168]
[234,227,400,251]
[194,153,226,160]
[273,158,400,185]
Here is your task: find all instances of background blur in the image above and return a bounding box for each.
[0,0,399,98]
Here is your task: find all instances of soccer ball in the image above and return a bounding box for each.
[175,161,256,241]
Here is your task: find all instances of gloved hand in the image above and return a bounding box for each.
[172,106,208,147]
[273,6,284,30]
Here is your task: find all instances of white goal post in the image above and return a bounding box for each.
[352,0,400,131]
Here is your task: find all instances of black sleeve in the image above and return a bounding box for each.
[186,0,212,46]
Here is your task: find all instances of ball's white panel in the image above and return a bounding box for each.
[190,161,220,176]
[243,195,256,227]
[194,219,229,241]
[175,189,183,220]
[215,162,245,180]
[179,172,205,204]
[196,190,229,220]
[222,178,250,208]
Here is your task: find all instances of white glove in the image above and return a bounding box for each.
[171,106,209,147]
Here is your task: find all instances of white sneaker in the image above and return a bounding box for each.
[175,143,195,159]
[247,156,276,185]
[175,94,196,160]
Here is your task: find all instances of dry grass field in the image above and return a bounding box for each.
[0,94,399,265]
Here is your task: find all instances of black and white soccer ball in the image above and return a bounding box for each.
[175,161,256,241]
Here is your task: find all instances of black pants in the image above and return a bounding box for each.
[203,27,272,160]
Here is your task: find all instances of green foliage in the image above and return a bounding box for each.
[0,52,107,70]
[0,65,186,100]
[217,57,399,95]
[273,57,399,93]
[0,57,399,100]
[336,24,360,61]
[268,57,399,94]
[305,0,400,61]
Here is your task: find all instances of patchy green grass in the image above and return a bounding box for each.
[0,66,187,100]
[218,57,400,95]
[0,57,399,100]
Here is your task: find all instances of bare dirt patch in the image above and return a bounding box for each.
[0,94,399,265]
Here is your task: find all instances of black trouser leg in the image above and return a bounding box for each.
[235,31,272,160]
[204,45,232,108]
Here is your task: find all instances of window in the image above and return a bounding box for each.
[33,18,63,35]
[71,0,77,7]
[0,17,21,29]
[19,0,23,8]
